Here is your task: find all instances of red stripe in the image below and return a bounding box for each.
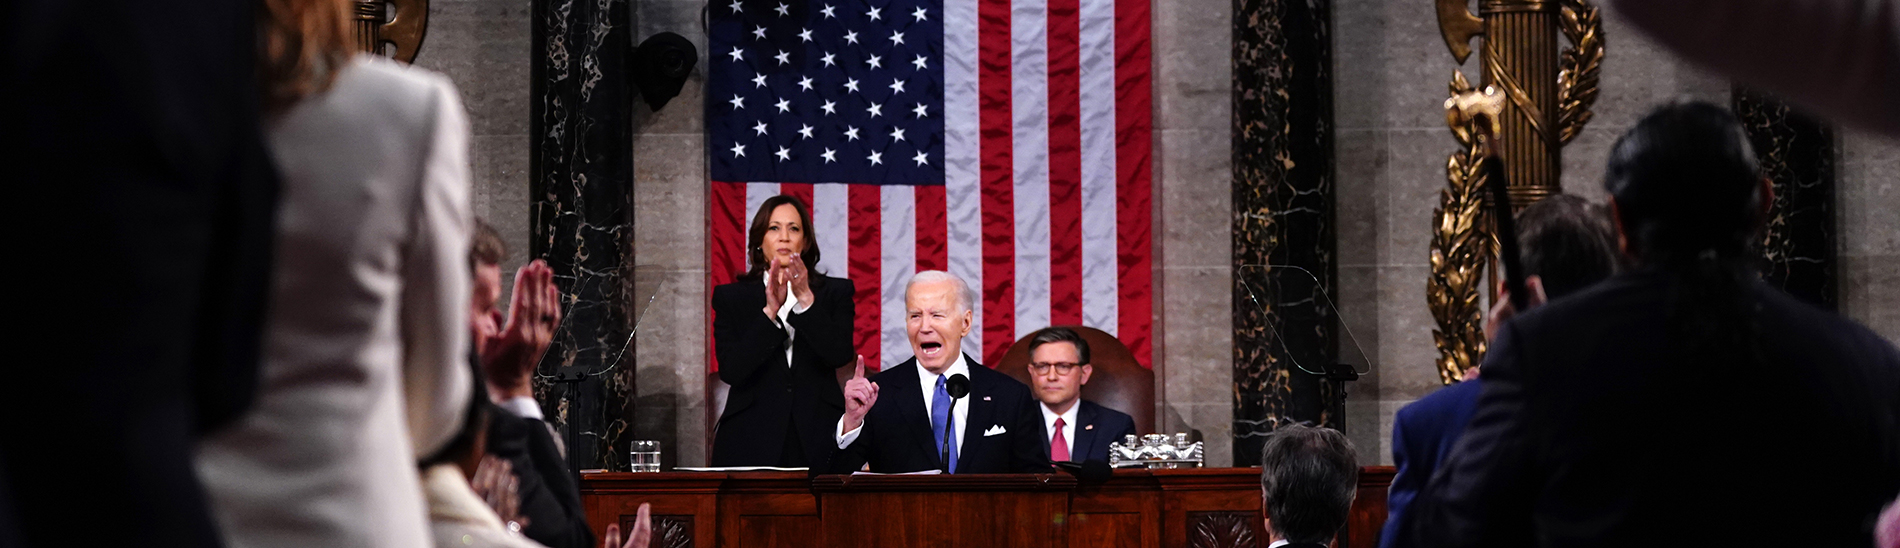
[1047,0,1083,327]
[978,0,1014,366]
[781,183,815,218]
[915,185,947,271]
[708,181,750,372]
[1115,0,1154,367]
[915,185,948,272]
[848,185,883,372]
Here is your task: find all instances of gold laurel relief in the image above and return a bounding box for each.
[1556,0,1604,145]
[1428,71,1494,385]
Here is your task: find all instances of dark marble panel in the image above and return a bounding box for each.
[1231,0,1340,466]
[1732,87,1838,309]
[531,0,637,471]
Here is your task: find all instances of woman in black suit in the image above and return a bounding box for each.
[710,195,856,467]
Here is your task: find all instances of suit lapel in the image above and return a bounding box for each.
[1071,401,1098,462]
[957,356,996,472]
[889,361,940,464]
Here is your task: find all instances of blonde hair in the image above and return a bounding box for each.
[257,0,354,116]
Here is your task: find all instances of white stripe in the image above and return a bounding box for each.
[1011,0,1051,339]
[943,0,983,357]
[744,182,782,272]
[1078,0,1118,336]
[811,183,850,279]
[879,185,917,369]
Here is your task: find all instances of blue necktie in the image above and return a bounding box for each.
[932,374,958,473]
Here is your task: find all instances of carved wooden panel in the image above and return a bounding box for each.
[622,514,693,548]
[1187,511,1259,548]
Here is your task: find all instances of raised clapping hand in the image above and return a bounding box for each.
[841,355,879,432]
[763,258,788,320]
[485,260,562,399]
[784,254,814,309]
[602,503,651,548]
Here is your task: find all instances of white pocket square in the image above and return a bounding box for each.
[983,425,1007,436]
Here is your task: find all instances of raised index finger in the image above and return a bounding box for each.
[853,355,865,379]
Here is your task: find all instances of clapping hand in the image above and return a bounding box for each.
[763,259,789,320]
[602,503,651,548]
[841,355,879,432]
[470,456,529,534]
[785,254,814,308]
[484,259,562,399]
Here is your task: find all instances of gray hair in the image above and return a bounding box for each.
[905,270,976,314]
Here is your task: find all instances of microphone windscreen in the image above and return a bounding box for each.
[946,373,971,399]
[1052,460,1113,483]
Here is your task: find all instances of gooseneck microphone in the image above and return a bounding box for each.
[943,374,971,471]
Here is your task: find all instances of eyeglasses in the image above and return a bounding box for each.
[1028,362,1084,374]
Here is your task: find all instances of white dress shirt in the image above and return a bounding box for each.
[836,353,971,459]
[499,396,544,421]
[765,276,813,368]
[1039,401,1080,460]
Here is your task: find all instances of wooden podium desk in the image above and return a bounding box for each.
[582,466,1393,548]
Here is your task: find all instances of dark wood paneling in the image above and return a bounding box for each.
[1069,512,1144,548]
[582,467,1394,548]
[1186,511,1259,548]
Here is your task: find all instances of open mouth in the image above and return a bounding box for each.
[920,341,943,357]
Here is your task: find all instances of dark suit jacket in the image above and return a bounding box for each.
[828,355,1051,474]
[711,274,855,467]
[1401,271,1900,548]
[1378,378,1482,548]
[1038,400,1138,463]
[6,0,277,546]
[488,408,592,548]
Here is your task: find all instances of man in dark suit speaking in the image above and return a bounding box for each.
[829,271,1048,474]
[1022,327,1138,463]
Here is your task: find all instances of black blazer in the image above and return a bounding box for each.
[1038,400,1138,463]
[710,274,856,467]
[487,408,592,548]
[827,355,1052,474]
[1401,272,1900,548]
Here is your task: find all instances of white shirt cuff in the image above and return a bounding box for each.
[835,418,863,449]
[498,396,544,420]
[792,298,813,315]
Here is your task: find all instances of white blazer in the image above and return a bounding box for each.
[196,54,474,548]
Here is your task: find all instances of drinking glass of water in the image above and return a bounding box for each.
[630,440,662,473]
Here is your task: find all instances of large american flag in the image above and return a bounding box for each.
[707,0,1152,372]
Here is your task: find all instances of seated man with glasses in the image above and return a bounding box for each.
[1024,327,1139,464]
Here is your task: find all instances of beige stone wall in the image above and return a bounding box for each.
[1153,0,1234,467]
[431,0,1899,469]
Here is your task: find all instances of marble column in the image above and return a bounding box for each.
[1231,0,1339,466]
[530,0,636,471]
[1733,88,1837,309]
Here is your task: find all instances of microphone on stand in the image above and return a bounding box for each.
[942,374,971,472]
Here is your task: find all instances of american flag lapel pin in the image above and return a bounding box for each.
[983,396,991,401]
[1085,425,1094,430]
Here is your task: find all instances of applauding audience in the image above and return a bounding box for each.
[470,220,594,548]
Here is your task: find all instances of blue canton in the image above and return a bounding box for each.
[709,0,946,185]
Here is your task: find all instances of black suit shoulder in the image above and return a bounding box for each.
[1081,400,1136,434]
